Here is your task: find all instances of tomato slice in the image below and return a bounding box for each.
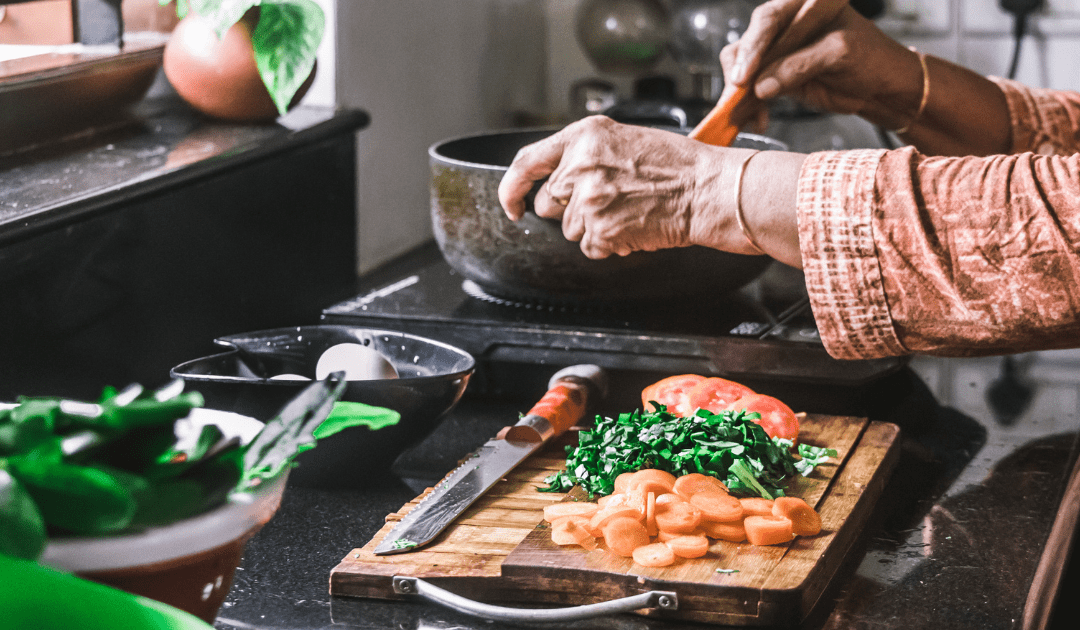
[641,374,706,416]
[685,377,756,414]
[725,393,800,442]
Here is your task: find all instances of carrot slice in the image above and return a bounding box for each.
[602,516,651,557]
[655,500,703,534]
[590,505,643,535]
[664,534,710,559]
[627,469,676,491]
[550,516,597,549]
[655,492,688,507]
[598,493,629,508]
[613,472,637,494]
[744,515,795,546]
[700,519,747,543]
[739,497,775,517]
[657,527,706,542]
[632,542,677,567]
[673,473,728,500]
[690,491,744,523]
[773,496,822,536]
[543,501,599,523]
[645,491,658,537]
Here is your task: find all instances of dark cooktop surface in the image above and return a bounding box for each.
[322,257,903,387]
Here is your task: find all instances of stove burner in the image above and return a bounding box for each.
[460,280,608,314]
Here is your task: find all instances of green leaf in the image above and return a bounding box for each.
[312,401,401,440]
[0,469,47,560]
[238,376,346,490]
[251,0,324,115]
[8,458,136,535]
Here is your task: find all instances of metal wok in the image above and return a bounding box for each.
[429,127,787,303]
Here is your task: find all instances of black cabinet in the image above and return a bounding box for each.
[0,99,369,399]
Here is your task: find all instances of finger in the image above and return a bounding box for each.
[730,0,802,84]
[533,179,571,220]
[561,203,585,242]
[498,133,568,221]
[579,233,614,260]
[755,33,842,100]
[770,0,849,60]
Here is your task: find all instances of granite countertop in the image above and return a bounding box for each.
[213,353,1080,630]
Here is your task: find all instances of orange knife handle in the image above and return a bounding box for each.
[526,381,588,437]
[506,365,608,443]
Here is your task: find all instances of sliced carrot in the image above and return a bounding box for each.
[655,500,703,534]
[655,492,688,507]
[543,501,599,523]
[645,491,658,537]
[673,473,728,500]
[627,469,676,492]
[773,496,822,536]
[739,497,775,517]
[744,515,795,546]
[628,478,676,497]
[589,505,643,535]
[664,534,710,559]
[602,516,651,557]
[632,542,677,567]
[700,519,747,543]
[598,493,628,508]
[550,515,597,549]
[613,472,637,494]
[690,491,744,523]
[657,527,706,542]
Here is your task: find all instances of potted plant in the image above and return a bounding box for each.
[160,0,325,121]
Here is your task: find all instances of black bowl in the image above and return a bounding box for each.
[170,326,475,488]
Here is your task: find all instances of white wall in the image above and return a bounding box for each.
[878,0,1080,90]
[335,0,546,273]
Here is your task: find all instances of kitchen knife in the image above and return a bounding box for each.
[373,364,607,555]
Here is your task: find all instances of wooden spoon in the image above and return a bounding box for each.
[689,0,849,146]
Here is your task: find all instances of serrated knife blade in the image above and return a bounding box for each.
[373,364,607,555]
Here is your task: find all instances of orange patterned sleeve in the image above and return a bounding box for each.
[799,81,1080,360]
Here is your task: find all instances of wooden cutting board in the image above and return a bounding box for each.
[331,414,901,627]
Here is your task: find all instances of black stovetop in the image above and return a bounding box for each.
[321,257,904,395]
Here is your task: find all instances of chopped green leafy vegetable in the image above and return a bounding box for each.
[2,376,397,561]
[540,405,836,500]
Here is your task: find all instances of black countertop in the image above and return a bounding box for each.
[213,353,1080,630]
[0,98,369,246]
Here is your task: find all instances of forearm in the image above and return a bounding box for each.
[801,147,1080,359]
[895,54,1012,157]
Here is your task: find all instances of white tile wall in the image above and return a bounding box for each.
[883,0,1080,90]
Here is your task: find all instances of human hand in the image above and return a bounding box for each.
[497,117,756,260]
[720,0,922,131]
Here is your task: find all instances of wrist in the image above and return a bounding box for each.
[858,45,929,131]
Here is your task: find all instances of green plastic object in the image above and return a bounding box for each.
[0,553,212,630]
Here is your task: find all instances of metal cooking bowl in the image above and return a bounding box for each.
[170,326,475,489]
[430,127,787,303]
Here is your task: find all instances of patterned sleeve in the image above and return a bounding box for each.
[991,77,1080,155]
[799,145,1080,360]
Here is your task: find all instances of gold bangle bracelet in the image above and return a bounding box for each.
[893,47,930,135]
[734,150,767,256]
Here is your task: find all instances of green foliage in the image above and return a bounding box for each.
[162,0,325,116]
[541,405,837,500]
[1,376,394,561]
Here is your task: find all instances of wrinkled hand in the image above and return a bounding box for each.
[498,117,747,260]
[720,0,918,130]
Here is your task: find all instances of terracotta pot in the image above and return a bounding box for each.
[163,11,315,122]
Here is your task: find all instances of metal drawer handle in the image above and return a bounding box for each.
[392,576,678,623]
